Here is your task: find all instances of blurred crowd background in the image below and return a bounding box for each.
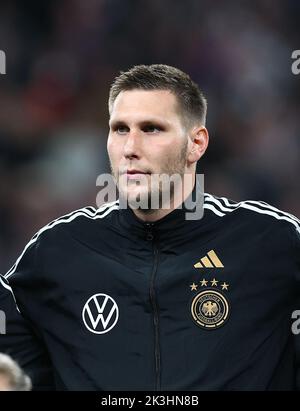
[0,0,299,273]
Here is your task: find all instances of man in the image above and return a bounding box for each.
[0,353,31,391]
[0,64,299,390]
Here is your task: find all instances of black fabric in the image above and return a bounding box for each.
[0,193,299,390]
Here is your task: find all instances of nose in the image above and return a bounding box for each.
[123,129,142,159]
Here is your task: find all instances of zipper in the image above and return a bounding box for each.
[145,223,161,391]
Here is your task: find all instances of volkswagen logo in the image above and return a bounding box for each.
[82,293,119,334]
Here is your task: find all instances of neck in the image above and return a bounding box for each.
[131,173,195,223]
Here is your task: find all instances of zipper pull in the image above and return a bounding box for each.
[145,223,154,241]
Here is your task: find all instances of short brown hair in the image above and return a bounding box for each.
[108,64,207,127]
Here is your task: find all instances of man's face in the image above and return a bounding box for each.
[107,89,191,209]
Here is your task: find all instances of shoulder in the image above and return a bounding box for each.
[28,200,119,241]
[4,201,120,280]
[204,193,300,234]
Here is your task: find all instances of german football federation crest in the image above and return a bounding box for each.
[191,289,229,330]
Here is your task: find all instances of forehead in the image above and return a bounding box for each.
[110,89,180,121]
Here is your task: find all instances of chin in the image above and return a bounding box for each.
[126,189,151,209]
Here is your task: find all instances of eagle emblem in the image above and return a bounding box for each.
[202,301,219,317]
[191,290,229,330]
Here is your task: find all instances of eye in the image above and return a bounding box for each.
[115,125,129,134]
[142,124,163,133]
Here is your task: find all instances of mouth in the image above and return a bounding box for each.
[124,169,151,180]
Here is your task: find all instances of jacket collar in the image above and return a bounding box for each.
[118,182,205,241]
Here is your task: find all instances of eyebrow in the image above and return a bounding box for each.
[109,118,170,129]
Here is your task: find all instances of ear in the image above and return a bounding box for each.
[187,126,209,164]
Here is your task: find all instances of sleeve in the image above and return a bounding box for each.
[292,226,300,390]
[0,241,55,390]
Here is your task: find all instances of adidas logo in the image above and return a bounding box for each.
[194,250,224,268]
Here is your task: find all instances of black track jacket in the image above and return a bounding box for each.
[1,193,300,390]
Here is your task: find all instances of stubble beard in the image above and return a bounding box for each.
[110,139,189,213]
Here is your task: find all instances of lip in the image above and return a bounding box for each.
[125,170,150,180]
[126,169,149,175]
